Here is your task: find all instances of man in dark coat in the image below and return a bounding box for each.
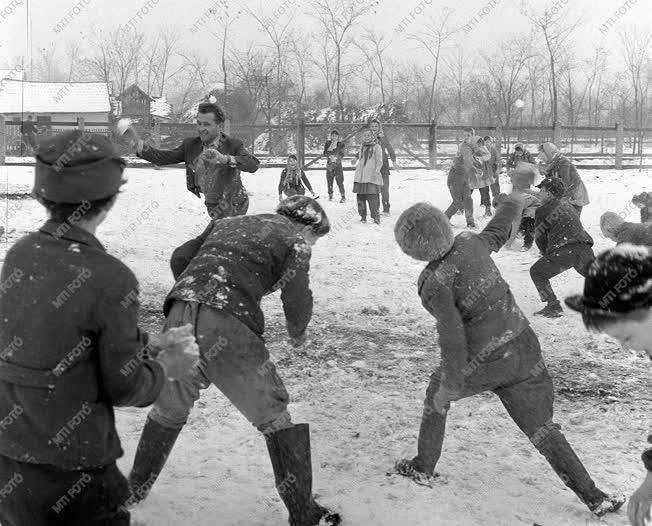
[565,245,652,526]
[530,177,594,318]
[323,129,346,202]
[0,131,198,526]
[128,196,341,526]
[392,196,624,518]
[135,102,259,219]
[370,119,397,215]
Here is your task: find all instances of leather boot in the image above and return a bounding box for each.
[127,417,182,505]
[265,423,340,526]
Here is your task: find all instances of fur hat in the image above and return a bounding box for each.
[395,203,454,261]
[600,212,625,241]
[535,177,565,198]
[276,195,330,236]
[33,130,126,203]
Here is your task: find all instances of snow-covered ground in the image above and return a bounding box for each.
[0,165,651,526]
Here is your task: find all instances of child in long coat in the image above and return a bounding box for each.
[278,154,315,201]
[353,128,384,224]
[538,142,589,216]
[392,196,624,518]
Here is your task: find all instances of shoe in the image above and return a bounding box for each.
[339,196,346,203]
[534,302,563,318]
[392,459,439,487]
[266,424,341,526]
[589,494,626,517]
[127,418,183,505]
[360,218,367,223]
[373,218,381,225]
[484,206,492,217]
[328,195,333,201]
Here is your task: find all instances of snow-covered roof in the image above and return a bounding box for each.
[0,80,111,113]
[0,68,24,81]
[150,96,171,118]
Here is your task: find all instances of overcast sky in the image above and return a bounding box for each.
[1,0,650,81]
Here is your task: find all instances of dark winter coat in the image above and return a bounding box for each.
[376,135,396,176]
[166,214,313,339]
[507,150,534,168]
[0,220,165,470]
[613,221,652,246]
[278,168,313,195]
[323,140,345,174]
[534,198,593,255]
[418,200,530,394]
[544,154,589,207]
[138,132,259,199]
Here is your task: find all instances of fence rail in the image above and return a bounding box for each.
[1,118,650,170]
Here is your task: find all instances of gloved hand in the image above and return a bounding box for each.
[156,324,200,380]
[628,472,652,526]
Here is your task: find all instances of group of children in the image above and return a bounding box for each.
[278,121,399,225]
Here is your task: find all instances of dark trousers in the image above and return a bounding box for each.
[520,217,535,247]
[414,327,607,508]
[380,172,390,212]
[445,182,474,226]
[472,186,491,207]
[530,242,594,303]
[326,168,345,198]
[0,455,130,526]
[490,180,500,198]
[356,193,380,221]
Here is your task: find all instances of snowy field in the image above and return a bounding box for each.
[1,165,651,526]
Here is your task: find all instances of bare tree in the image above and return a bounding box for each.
[522,1,582,140]
[355,29,391,104]
[444,44,474,124]
[289,33,315,114]
[310,0,373,119]
[155,28,181,96]
[34,45,62,82]
[64,42,81,82]
[408,8,456,124]
[310,32,336,107]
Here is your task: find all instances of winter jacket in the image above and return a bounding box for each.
[376,135,396,176]
[418,200,530,394]
[507,149,534,169]
[612,221,652,246]
[138,133,259,199]
[541,145,589,207]
[534,199,593,255]
[278,168,313,195]
[354,144,384,186]
[0,221,165,470]
[484,144,501,179]
[323,140,345,172]
[166,214,313,339]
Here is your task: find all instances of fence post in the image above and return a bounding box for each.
[615,122,623,170]
[77,117,85,132]
[428,120,437,169]
[0,115,5,165]
[297,118,306,167]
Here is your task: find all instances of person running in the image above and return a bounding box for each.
[391,196,624,517]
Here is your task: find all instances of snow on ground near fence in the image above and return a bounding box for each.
[1,166,651,525]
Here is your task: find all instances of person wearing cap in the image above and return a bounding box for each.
[445,135,491,229]
[506,142,534,170]
[134,102,259,219]
[565,245,652,526]
[391,196,625,517]
[127,196,341,526]
[0,131,199,525]
[600,212,652,246]
[530,177,594,318]
[538,142,589,216]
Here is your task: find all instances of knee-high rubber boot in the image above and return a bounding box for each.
[265,423,340,526]
[127,417,183,504]
[535,428,624,514]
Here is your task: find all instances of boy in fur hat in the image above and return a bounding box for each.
[530,177,594,318]
[600,212,652,246]
[391,196,624,517]
[565,245,652,526]
[0,131,198,526]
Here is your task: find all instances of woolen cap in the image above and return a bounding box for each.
[395,203,454,261]
[33,130,126,203]
[535,177,565,198]
[565,244,652,315]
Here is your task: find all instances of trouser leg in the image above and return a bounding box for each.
[356,195,367,220]
[490,180,501,199]
[462,183,474,225]
[326,171,335,197]
[494,356,607,508]
[521,217,535,247]
[445,184,463,219]
[380,173,390,212]
[368,194,380,222]
[479,186,491,207]
[335,171,345,198]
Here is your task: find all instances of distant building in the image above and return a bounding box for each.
[118,84,172,123]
